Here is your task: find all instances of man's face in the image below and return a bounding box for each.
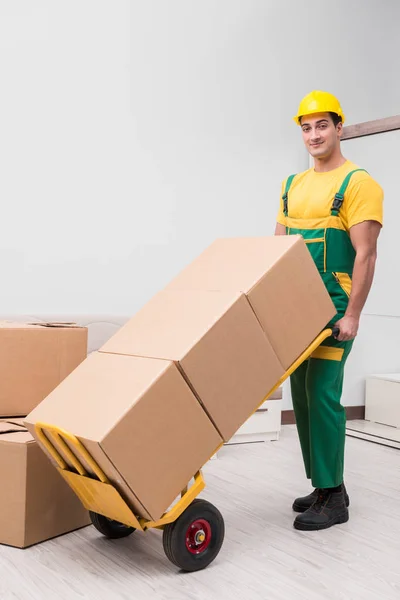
[300,112,342,159]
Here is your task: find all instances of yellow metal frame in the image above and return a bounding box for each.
[34,327,335,531]
[34,422,206,532]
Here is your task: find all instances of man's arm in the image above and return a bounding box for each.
[335,220,381,341]
[275,223,286,235]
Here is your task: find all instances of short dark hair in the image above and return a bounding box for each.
[329,112,342,127]
[299,112,342,127]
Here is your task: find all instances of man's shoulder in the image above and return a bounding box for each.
[344,161,383,192]
[343,161,368,179]
[282,167,313,188]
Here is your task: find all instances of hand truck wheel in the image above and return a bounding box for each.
[162,499,225,572]
[89,511,136,539]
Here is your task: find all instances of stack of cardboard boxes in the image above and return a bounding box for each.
[0,322,89,548]
[25,236,336,524]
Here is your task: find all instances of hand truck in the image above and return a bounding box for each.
[34,327,337,572]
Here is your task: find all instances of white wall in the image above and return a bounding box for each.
[1,1,400,405]
[2,0,399,316]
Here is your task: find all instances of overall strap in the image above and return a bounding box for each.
[331,168,368,216]
[282,174,296,217]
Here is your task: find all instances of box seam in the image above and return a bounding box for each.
[241,295,285,374]
[174,362,225,440]
[97,440,152,520]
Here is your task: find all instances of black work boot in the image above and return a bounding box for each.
[293,486,349,531]
[293,483,349,513]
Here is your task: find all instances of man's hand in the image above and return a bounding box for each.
[275,223,286,235]
[334,315,359,341]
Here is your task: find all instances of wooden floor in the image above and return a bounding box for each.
[347,419,400,449]
[1,425,400,600]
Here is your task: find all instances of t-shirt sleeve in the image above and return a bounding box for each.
[344,176,384,230]
[276,179,287,225]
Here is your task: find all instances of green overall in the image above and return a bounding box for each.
[282,169,366,488]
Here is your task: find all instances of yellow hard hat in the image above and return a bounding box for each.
[293,90,345,125]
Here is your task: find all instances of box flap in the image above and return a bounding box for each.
[29,322,82,328]
[0,321,82,329]
[0,417,26,427]
[0,421,26,434]
[0,321,36,329]
[0,420,34,443]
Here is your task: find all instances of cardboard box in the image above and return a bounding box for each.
[99,289,284,441]
[0,419,90,548]
[165,236,336,369]
[0,321,88,417]
[25,352,223,522]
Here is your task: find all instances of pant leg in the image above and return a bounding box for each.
[306,338,353,488]
[290,360,311,480]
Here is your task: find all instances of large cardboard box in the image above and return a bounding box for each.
[25,352,223,522]
[0,322,88,417]
[0,419,90,548]
[165,236,336,369]
[99,289,284,441]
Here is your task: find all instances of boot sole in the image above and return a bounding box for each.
[293,509,349,531]
[293,497,350,513]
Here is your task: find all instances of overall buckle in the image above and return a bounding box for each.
[332,192,344,212]
[282,192,288,215]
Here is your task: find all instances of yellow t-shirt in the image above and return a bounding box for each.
[276,160,384,231]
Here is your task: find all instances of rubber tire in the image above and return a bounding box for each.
[89,511,136,539]
[162,499,225,572]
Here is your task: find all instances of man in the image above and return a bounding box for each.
[275,90,383,531]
